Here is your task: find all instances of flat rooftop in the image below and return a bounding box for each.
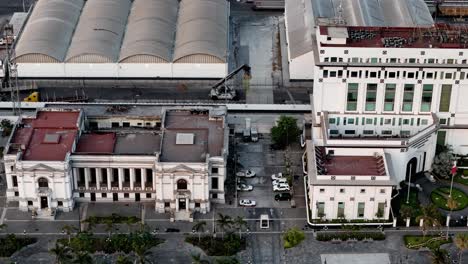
[160,110,224,162]
[320,24,468,49]
[9,111,80,161]
[321,156,385,176]
[75,132,160,155]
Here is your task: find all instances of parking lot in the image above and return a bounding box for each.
[232,134,306,209]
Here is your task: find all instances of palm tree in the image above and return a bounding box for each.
[216,213,232,240]
[116,254,132,264]
[192,221,207,242]
[61,224,77,244]
[72,251,93,264]
[416,205,441,237]
[454,233,468,264]
[132,241,151,264]
[233,216,247,239]
[191,252,210,264]
[49,242,73,264]
[430,248,449,264]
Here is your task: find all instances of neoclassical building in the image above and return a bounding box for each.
[4,106,228,221]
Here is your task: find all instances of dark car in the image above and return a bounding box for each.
[275,193,292,201]
[165,228,180,233]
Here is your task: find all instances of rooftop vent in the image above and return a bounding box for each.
[176,133,194,145]
[43,133,60,144]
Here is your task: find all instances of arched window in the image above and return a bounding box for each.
[38,178,49,188]
[177,179,187,190]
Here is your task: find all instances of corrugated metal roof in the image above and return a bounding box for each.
[119,0,178,63]
[66,0,131,63]
[14,0,85,62]
[173,0,228,63]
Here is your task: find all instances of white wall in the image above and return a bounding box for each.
[65,64,119,78]
[17,63,66,77]
[289,52,314,80]
[172,63,227,78]
[118,63,172,78]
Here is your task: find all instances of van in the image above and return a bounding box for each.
[260,214,269,229]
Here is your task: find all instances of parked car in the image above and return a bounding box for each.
[236,170,256,177]
[165,228,180,233]
[239,199,256,207]
[273,184,290,192]
[271,173,283,181]
[272,178,288,186]
[275,193,292,201]
[237,183,253,191]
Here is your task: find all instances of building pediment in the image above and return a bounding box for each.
[165,164,198,174]
[24,163,60,172]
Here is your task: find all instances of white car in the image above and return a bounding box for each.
[239,199,256,207]
[271,173,283,181]
[272,179,288,186]
[237,183,253,191]
[273,184,290,192]
[236,170,256,178]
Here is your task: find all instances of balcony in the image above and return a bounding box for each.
[319,111,439,148]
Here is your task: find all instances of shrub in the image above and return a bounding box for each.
[85,214,140,225]
[185,234,245,256]
[0,234,37,257]
[316,232,385,242]
[271,116,301,149]
[283,227,305,249]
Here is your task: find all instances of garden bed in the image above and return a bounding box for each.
[84,214,140,225]
[431,187,468,210]
[316,232,385,242]
[403,235,451,250]
[455,170,468,185]
[0,234,37,257]
[185,234,246,256]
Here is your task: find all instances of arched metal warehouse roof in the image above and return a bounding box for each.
[173,0,228,63]
[119,0,178,63]
[65,0,132,63]
[14,0,85,63]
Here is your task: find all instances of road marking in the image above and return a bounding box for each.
[0,207,7,225]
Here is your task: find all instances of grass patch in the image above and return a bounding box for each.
[0,234,37,257]
[185,234,246,256]
[84,213,140,225]
[454,171,468,186]
[316,232,385,242]
[431,187,468,210]
[58,231,163,254]
[404,235,451,250]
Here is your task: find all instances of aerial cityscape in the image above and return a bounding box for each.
[0,0,468,263]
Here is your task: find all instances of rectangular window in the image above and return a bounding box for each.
[380,189,386,194]
[420,84,433,112]
[388,72,396,78]
[426,72,434,79]
[365,118,373,125]
[351,57,359,63]
[365,84,377,111]
[363,130,374,135]
[28,201,33,206]
[346,83,359,111]
[350,71,358,77]
[102,193,107,198]
[101,169,108,183]
[329,118,336,124]
[12,176,18,187]
[124,193,129,198]
[384,84,396,111]
[402,84,414,112]
[211,177,219,189]
[401,130,411,137]
[337,202,345,218]
[320,188,325,193]
[445,72,453,79]
[164,202,170,208]
[377,202,386,218]
[146,169,153,183]
[323,70,328,78]
[212,167,219,174]
[344,130,355,135]
[146,193,152,198]
[436,130,446,146]
[358,202,365,218]
[339,188,345,193]
[347,118,354,125]
[439,84,452,112]
[111,122,119,128]
[317,202,325,217]
[122,122,130,127]
[360,189,366,193]
[330,71,337,77]
[329,129,339,135]
[370,58,378,63]
[382,130,392,135]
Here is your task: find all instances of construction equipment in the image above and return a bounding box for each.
[23,91,38,102]
[209,64,251,100]
[22,91,89,103]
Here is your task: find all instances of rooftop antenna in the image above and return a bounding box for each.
[335,0,345,25]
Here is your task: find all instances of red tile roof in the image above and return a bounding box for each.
[324,156,385,176]
[10,111,80,161]
[76,133,116,154]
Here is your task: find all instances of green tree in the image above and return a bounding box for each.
[430,248,449,264]
[454,233,468,264]
[216,214,232,240]
[61,224,77,244]
[0,119,13,137]
[132,241,151,264]
[72,251,93,264]
[283,227,305,249]
[416,205,441,237]
[232,216,247,239]
[191,252,210,264]
[192,221,207,242]
[432,146,455,179]
[49,242,73,264]
[399,205,414,220]
[271,116,300,149]
[0,223,7,231]
[116,254,132,264]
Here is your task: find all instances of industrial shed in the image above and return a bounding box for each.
[13,0,229,79]
[284,0,434,80]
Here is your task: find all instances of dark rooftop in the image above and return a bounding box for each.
[75,132,160,155]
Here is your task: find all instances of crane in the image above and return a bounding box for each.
[209,64,251,100]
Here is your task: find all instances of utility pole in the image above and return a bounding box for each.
[4,24,21,116]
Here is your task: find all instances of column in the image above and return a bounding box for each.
[72,168,78,190]
[118,168,123,190]
[186,198,188,212]
[84,168,90,189]
[152,170,156,191]
[107,168,112,190]
[96,168,101,189]
[141,169,146,190]
[130,168,135,190]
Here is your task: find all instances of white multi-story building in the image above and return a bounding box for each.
[3,107,228,221]
[289,0,468,224]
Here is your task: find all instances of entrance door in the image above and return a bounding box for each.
[113,193,118,202]
[40,197,48,209]
[135,193,140,202]
[90,193,96,202]
[178,198,186,210]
